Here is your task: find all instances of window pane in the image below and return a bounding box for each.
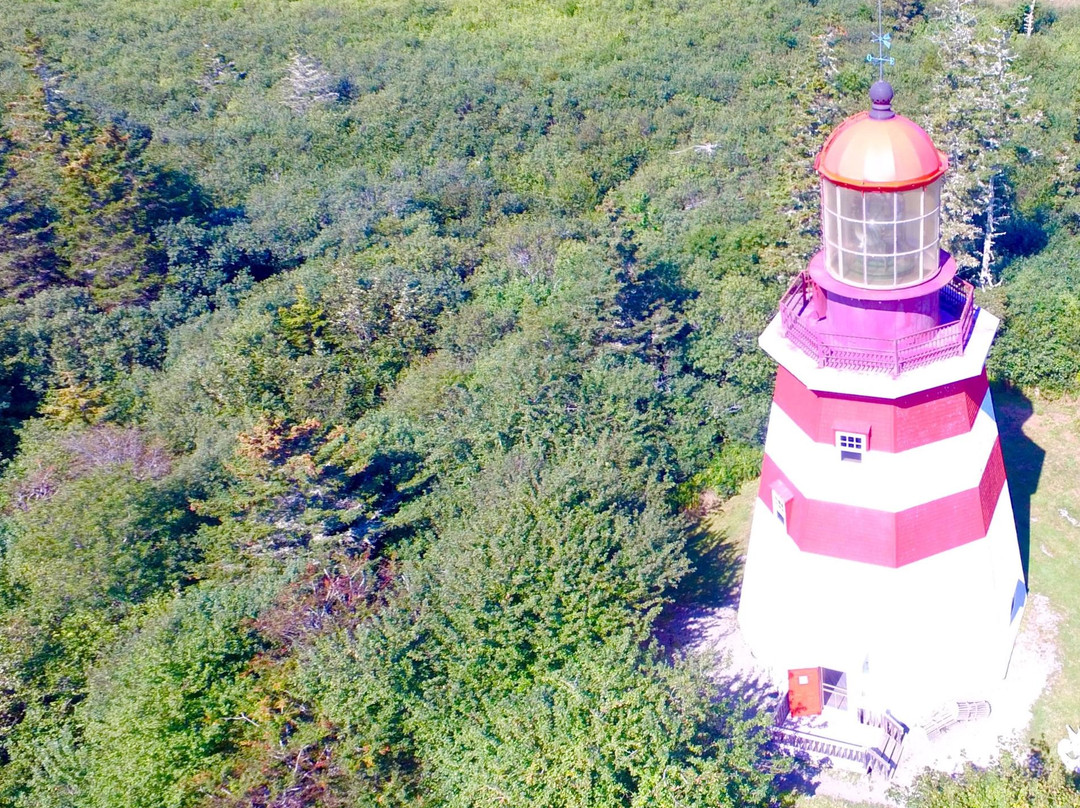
[825,244,841,277]
[922,214,938,249]
[823,209,839,245]
[841,219,864,251]
[896,188,924,220]
[866,254,894,285]
[821,180,837,213]
[895,251,921,285]
[923,179,942,212]
[839,187,864,219]
[864,221,894,256]
[839,248,864,283]
[922,245,940,275]
[896,218,922,254]
[864,192,893,222]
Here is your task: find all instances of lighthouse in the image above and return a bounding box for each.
[737,82,1026,720]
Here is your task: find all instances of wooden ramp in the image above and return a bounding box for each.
[923,700,992,740]
[860,710,908,780]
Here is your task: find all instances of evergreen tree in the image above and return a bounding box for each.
[1,34,170,304]
[52,122,163,300]
[0,35,70,297]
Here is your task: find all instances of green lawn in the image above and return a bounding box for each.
[996,387,1080,745]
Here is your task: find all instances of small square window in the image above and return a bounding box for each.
[837,433,864,450]
[835,431,867,461]
[771,482,793,532]
[772,490,787,525]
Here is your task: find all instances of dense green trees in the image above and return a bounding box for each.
[0,0,1077,805]
[901,748,1080,807]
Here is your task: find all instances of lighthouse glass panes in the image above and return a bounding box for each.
[821,178,941,288]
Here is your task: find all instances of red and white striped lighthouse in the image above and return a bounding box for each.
[737,82,1026,719]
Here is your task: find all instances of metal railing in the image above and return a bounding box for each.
[857,709,908,745]
[778,273,976,377]
[822,681,849,711]
[858,710,908,778]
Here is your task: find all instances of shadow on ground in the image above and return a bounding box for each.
[653,521,827,801]
[713,671,827,802]
[653,519,745,652]
[995,384,1044,584]
[678,519,745,607]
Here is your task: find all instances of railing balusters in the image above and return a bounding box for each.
[777,274,976,375]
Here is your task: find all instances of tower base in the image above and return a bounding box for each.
[738,484,1025,719]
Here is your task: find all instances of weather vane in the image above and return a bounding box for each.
[866,0,894,81]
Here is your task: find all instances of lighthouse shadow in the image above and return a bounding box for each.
[994,384,1043,583]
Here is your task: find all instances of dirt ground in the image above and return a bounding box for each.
[665,586,1062,806]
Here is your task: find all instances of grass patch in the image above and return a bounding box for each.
[996,387,1080,744]
[795,795,881,808]
[676,477,757,607]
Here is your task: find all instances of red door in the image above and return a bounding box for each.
[788,667,823,717]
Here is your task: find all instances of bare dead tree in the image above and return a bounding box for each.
[930,2,1035,286]
[283,53,339,114]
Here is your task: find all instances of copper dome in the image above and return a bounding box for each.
[814,83,948,191]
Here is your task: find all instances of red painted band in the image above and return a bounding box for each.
[758,438,1007,568]
[773,365,988,453]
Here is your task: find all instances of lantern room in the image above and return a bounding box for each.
[814,81,948,289]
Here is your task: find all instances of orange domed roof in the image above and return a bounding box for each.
[813,83,947,191]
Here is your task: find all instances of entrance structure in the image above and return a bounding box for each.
[737,82,1026,721]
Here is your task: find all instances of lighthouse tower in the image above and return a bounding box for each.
[737,82,1026,719]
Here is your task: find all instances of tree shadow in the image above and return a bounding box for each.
[654,517,844,802]
[712,670,826,802]
[654,518,746,653]
[680,519,745,608]
[994,383,1044,584]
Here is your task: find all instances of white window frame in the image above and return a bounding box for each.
[772,489,787,525]
[835,431,867,462]
[771,482,793,532]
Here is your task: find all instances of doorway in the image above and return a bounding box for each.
[787,667,849,717]
[821,667,848,710]
[788,668,822,716]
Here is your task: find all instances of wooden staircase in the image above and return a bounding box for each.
[772,698,908,780]
[859,709,908,779]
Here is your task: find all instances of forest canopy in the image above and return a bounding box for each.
[0,0,1079,805]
